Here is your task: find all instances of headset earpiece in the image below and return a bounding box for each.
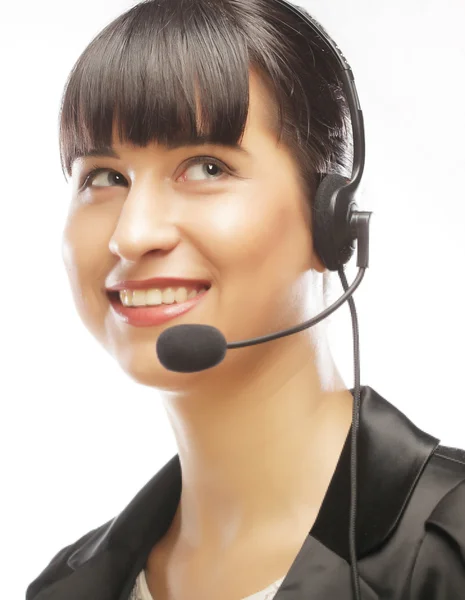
[312,173,359,272]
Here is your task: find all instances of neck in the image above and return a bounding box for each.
[159,328,354,556]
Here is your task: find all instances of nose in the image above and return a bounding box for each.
[108,182,180,262]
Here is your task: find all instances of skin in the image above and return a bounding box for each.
[64,69,354,599]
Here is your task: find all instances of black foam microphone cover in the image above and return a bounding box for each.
[156,324,227,372]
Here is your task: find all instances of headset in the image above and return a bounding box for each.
[156,1,372,598]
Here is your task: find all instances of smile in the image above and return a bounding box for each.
[119,286,209,307]
[107,288,210,327]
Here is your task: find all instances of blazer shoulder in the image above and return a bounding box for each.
[25,517,114,600]
[405,443,465,598]
[407,477,465,598]
[423,442,465,499]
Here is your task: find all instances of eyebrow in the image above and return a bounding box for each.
[72,140,250,165]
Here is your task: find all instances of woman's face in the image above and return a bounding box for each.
[63,70,325,389]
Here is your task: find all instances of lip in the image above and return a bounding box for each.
[107,278,211,292]
[108,288,210,327]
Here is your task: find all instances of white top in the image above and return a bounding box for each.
[129,569,286,600]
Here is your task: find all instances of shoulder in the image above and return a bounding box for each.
[25,454,181,599]
[25,518,114,600]
[407,443,465,599]
[433,443,465,468]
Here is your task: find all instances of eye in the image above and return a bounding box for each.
[177,157,229,183]
[80,167,127,191]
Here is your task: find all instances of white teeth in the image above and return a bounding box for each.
[146,289,162,305]
[175,288,188,303]
[162,288,176,304]
[119,286,207,307]
[132,290,147,307]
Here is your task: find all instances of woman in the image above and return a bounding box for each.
[26,0,465,599]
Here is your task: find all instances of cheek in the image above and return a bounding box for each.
[201,187,310,286]
[61,220,84,292]
[62,215,90,286]
[61,207,114,323]
[62,205,115,277]
[197,191,312,341]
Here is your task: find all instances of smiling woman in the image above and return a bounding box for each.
[59,0,353,377]
[26,1,465,600]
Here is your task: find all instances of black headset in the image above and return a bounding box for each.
[274,2,370,598]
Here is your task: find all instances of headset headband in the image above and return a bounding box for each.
[273,0,366,191]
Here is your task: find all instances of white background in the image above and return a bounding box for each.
[1,0,464,597]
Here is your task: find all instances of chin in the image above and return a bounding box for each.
[115,347,209,390]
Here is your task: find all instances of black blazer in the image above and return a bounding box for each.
[26,386,465,599]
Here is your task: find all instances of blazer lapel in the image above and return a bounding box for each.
[273,536,380,599]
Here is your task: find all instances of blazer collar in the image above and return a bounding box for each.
[65,386,439,591]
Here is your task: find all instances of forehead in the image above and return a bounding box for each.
[247,71,279,136]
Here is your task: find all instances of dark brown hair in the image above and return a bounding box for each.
[59,0,352,294]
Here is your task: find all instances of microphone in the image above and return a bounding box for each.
[156,213,371,373]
